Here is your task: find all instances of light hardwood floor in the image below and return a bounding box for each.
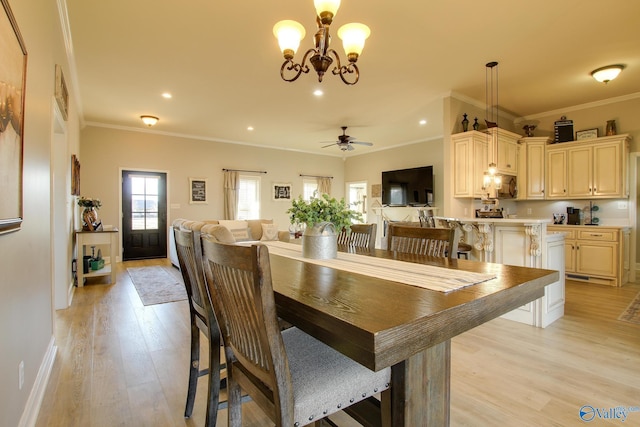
[36,259,640,427]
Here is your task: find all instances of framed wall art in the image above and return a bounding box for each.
[0,0,27,234]
[54,64,68,121]
[272,183,292,201]
[71,154,80,195]
[189,177,208,204]
[575,128,598,141]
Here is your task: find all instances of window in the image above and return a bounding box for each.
[237,175,261,219]
[131,175,159,230]
[302,178,318,201]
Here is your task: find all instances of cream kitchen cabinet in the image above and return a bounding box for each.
[548,225,630,286]
[487,127,520,175]
[452,128,520,198]
[546,135,629,200]
[517,137,551,200]
[452,131,489,198]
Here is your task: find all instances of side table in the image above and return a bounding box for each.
[75,229,119,286]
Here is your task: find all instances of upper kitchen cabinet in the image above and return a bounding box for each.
[546,135,630,200]
[452,128,520,198]
[518,137,552,200]
[487,128,520,175]
[452,131,489,198]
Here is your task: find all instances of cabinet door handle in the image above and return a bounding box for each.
[506,164,511,168]
[590,234,603,237]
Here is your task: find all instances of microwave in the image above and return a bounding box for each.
[496,175,518,199]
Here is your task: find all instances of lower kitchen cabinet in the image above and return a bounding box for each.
[548,225,630,286]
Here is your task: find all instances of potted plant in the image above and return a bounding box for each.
[287,193,362,259]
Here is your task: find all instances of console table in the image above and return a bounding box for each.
[75,229,118,286]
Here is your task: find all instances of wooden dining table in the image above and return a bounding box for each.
[268,243,559,426]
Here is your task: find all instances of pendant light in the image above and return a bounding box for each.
[482,61,502,195]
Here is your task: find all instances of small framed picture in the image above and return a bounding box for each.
[272,183,292,201]
[575,128,598,141]
[189,177,208,204]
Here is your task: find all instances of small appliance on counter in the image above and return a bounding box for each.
[567,207,580,225]
[476,199,504,218]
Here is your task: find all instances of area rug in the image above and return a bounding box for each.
[618,292,640,325]
[127,266,187,306]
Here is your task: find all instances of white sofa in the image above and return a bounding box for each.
[169,218,290,267]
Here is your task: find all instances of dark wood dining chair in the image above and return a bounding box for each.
[387,223,459,259]
[200,238,392,427]
[172,219,226,427]
[433,217,473,259]
[337,223,377,251]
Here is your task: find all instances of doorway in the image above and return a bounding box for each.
[121,170,167,260]
[346,181,368,223]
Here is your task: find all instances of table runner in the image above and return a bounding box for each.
[262,241,495,293]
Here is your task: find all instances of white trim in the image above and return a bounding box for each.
[55,0,84,122]
[18,337,57,427]
[630,152,638,283]
[519,92,640,121]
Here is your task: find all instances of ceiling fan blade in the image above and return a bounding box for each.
[352,141,373,146]
[322,143,337,148]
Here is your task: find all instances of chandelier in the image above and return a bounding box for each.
[273,0,370,85]
[482,61,502,196]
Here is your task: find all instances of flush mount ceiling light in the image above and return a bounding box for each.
[273,0,370,85]
[140,115,159,127]
[591,64,625,83]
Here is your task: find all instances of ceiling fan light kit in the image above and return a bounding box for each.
[322,126,373,151]
[273,0,370,85]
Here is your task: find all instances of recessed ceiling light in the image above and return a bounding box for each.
[247,126,254,131]
[419,119,427,125]
[313,89,323,97]
[162,92,172,99]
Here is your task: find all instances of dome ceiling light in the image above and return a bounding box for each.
[591,65,625,83]
[140,115,159,127]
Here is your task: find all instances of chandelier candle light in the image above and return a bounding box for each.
[273,0,370,85]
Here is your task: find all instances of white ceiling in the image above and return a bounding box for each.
[65,0,640,156]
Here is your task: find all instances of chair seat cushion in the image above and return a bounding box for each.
[282,327,391,426]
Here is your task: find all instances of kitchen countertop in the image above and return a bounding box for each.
[442,217,552,224]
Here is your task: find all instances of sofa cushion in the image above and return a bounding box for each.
[218,220,252,241]
[260,223,280,241]
[248,219,272,241]
[200,224,236,244]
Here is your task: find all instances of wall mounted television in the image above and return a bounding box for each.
[381,166,434,207]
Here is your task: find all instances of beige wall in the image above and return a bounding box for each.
[80,126,346,255]
[344,139,444,214]
[0,0,81,425]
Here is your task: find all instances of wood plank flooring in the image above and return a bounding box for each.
[36,259,640,426]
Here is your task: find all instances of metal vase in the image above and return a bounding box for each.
[302,222,338,259]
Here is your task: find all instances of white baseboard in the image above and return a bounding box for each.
[18,336,57,427]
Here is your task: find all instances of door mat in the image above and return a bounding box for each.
[618,292,640,325]
[127,266,187,306]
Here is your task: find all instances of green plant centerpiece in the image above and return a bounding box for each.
[287,193,362,259]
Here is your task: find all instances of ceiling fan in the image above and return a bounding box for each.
[321,126,373,151]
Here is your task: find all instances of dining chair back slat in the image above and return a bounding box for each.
[387,223,459,259]
[337,223,377,251]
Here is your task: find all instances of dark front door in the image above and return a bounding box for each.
[122,170,167,260]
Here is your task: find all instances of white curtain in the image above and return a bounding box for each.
[223,171,239,220]
[318,177,331,195]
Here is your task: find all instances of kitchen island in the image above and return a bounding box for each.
[438,217,565,328]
